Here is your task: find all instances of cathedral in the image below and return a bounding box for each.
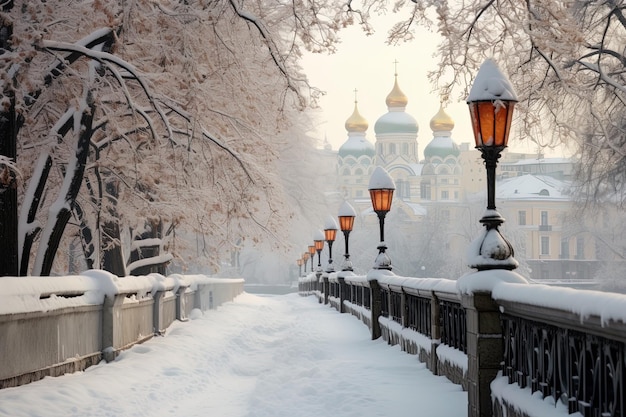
[324,70,599,283]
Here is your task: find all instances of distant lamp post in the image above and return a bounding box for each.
[314,230,325,273]
[338,201,357,271]
[308,245,316,273]
[324,216,339,272]
[368,166,395,270]
[467,59,519,271]
[302,252,309,274]
[297,258,303,276]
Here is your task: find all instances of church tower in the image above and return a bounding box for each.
[420,103,463,203]
[337,92,376,201]
[373,66,419,168]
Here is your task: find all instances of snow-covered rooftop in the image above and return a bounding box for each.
[496,174,570,200]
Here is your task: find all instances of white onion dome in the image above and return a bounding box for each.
[338,136,376,158]
[374,74,418,136]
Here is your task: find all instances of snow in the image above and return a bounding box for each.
[467,59,518,102]
[313,228,324,241]
[323,214,338,230]
[338,200,357,217]
[457,268,626,325]
[456,269,528,295]
[368,166,395,190]
[492,281,626,325]
[0,293,468,417]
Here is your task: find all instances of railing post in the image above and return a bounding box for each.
[101,293,125,362]
[462,291,502,417]
[323,274,330,305]
[176,284,189,321]
[316,271,322,303]
[153,290,165,335]
[338,276,346,313]
[429,292,441,374]
[369,279,382,340]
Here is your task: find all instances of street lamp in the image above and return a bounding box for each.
[368,166,395,270]
[313,230,325,273]
[338,201,357,271]
[324,216,338,272]
[308,245,315,273]
[297,258,303,276]
[467,58,519,271]
[302,252,309,274]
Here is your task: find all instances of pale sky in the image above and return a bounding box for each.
[301,12,555,159]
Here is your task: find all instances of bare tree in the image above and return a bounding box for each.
[390,1,624,203]
[1,0,387,277]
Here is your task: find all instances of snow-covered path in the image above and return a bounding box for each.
[0,293,467,417]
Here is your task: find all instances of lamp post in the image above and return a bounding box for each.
[313,230,325,272]
[308,245,315,273]
[297,258,303,276]
[338,201,357,271]
[324,216,338,272]
[368,166,395,270]
[467,59,519,271]
[302,252,309,274]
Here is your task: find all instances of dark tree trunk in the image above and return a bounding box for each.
[101,180,125,277]
[0,3,19,276]
[38,97,95,276]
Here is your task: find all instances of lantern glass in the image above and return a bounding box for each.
[324,228,337,242]
[338,215,355,232]
[370,188,394,213]
[297,259,303,266]
[308,245,315,256]
[314,239,324,251]
[303,252,309,261]
[469,100,515,148]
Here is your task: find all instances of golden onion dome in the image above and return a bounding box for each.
[345,101,368,133]
[385,75,408,108]
[429,104,455,132]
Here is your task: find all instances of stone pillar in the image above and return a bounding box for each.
[175,284,189,321]
[338,277,346,313]
[462,292,502,417]
[369,279,382,340]
[101,293,125,362]
[429,292,441,375]
[153,290,165,335]
[323,275,330,305]
[316,272,322,303]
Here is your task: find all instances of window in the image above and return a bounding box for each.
[518,211,526,226]
[560,238,569,259]
[402,143,409,155]
[389,143,396,155]
[576,237,585,259]
[454,191,459,200]
[420,181,431,200]
[540,211,548,226]
[541,236,550,255]
[441,190,449,200]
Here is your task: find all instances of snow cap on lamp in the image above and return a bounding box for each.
[466,59,518,103]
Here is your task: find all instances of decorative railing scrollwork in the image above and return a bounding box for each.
[406,293,432,338]
[440,300,466,353]
[502,314,625,417]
